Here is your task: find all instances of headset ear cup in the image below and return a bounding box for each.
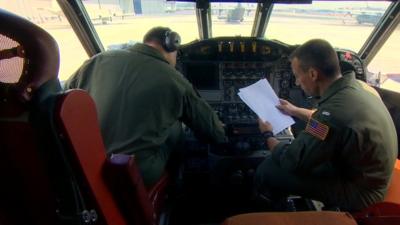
[164,30,171,51]
[164,31,181,52]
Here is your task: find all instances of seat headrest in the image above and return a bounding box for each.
[0,8,59,102]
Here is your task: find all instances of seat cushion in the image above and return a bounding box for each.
[384,160,400,204]
[222,211,357,225]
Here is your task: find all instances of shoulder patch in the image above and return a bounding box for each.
[305,118,329,140]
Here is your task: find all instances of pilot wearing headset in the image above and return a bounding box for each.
[64,27,227,187]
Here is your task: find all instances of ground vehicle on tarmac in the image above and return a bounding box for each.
[1,0,400,225]
[356,12,383,25]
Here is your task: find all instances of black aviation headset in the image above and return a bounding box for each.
[162,29,181,52]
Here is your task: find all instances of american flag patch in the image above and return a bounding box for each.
[305,118,329,140]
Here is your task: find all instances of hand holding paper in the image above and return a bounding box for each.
[238,79,295,134]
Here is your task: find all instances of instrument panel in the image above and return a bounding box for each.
[178,38,297,125]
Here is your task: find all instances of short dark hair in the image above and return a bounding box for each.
[143,26,171,45]
[290,39,340,78]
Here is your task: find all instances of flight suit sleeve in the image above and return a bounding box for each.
[180,85,227,144]
[270,111,346,174]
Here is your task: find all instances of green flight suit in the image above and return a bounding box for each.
[255,73,398,211]
[65,43,226,187]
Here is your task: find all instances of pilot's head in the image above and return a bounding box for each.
[290,39,341,97]
[143,26,181,67]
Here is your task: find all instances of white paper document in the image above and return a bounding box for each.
[238,79,295,135]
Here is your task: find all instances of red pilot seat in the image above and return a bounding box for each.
[56,89,170,225]
[0,8,62,225]
[0,8,169,225]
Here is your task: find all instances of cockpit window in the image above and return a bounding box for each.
[367,22,400,93]
[211,3,257,37]
[81,1,197,49]
[266,1,390,52]
[0,0,89,81]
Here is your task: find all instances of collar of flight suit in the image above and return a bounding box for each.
[128,43,170,65]
[317,71,356,106]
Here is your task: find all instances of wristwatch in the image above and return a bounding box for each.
[262,131,274,140]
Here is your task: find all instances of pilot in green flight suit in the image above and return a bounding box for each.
[256,39,397,211]
[64,27,226,187]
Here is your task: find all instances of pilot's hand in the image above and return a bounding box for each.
[258,118,273,133]
[276,99,298,116]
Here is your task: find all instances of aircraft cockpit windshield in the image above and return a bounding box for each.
[266,1,390,51]
[1,0,399,94]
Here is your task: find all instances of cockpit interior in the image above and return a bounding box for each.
[1,0,400,225]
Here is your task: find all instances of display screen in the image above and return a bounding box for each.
[186,63,220,90]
